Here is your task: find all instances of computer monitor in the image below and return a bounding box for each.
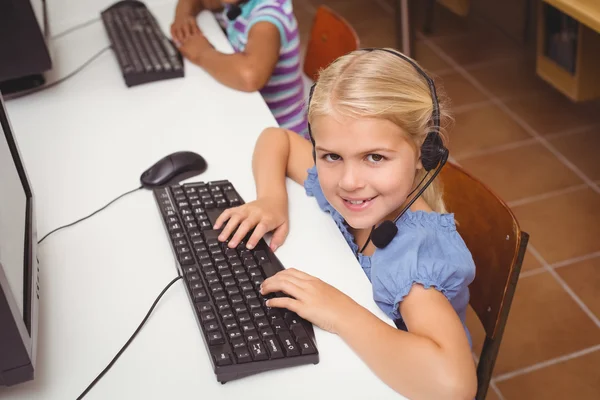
[0,90,39,386]
[0,0,52,95]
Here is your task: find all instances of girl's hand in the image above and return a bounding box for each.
[213,196,288,251]
[260,268,358,334]
[170,15,199,44]
[177,30,214,64]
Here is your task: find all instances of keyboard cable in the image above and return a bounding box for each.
[37,185,143,244]
[75,273,183,400]
[50,17,101,40]
[5,45,112,101]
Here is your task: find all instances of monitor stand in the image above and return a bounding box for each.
[0,74,46,96]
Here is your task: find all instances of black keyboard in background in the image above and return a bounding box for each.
[153,180,319,383]
[101,0,184,87]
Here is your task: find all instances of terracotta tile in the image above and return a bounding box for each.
[485,388,501,400]
[431,28,523,66]
[415,41,451,74]
[556,256,600,319]
[435,72,487,108]
[354,16,396,49]
[505,91,600,136]
[549,127,600,181]
[467,272,600,375]
[407,0,489,39]
[497,349,600,400]
[511,188,600,264]
[468,58,554,100]
[448,104,532,159]
[459,143,583,203]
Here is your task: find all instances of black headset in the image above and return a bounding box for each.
[306,48,449,251]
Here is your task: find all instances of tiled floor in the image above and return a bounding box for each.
[293,0,600,399]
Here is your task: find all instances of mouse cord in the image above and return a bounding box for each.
[37,185,143,245]
[75,273,183,400]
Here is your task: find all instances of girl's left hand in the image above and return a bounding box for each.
[260,268,358,334]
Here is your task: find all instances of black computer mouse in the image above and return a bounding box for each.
[140,151,207,188]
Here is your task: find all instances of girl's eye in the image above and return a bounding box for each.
[367,154,384,163]
[324,153,341,162]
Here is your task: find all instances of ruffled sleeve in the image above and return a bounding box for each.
[369,212,476,321]
[304,166,337,214]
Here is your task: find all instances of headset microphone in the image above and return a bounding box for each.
[226,1,246,20]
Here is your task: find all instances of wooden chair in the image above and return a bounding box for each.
[440,162,529,400]
[302,6,360,82]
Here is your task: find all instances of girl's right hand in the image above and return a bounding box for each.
[170,15,199,44]
[213,197,289,252]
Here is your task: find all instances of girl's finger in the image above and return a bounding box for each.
[229,216,259,248]
[246,221,269,249]
[214,208,232,231]
[266,296,301,313]
[261,275,306,299]
[219,213,243,243]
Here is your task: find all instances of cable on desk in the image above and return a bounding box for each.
[75,274,183,400]
[38,185,143,245]
[50,17,101,40]
[5,46,112,101]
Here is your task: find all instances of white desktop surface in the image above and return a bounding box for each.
[1,1,404,399]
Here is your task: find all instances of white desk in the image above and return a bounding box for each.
[1,1,404,399]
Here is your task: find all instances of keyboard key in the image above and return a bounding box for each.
[254,250,269,265]
[245,329,260,342]
[201,312,216,323]
[238,313,251,323]
[231,337,245,349]
[224,320,239,331]
[265,337,284,359]
[241,322,255,332]
[205,322,219,332]
[228,329,242,340]
[212,350,231,365]
[278,332,300,357]
[250,341,268,361]
[297,338,317,355]
[235,347,252,363]
[196,303,212,313]
[192,288,208,302]
[180,254,194,265]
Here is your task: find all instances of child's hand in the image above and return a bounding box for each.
[214,196,289,251]
[170,15,199,44]
[260,268,358,334]
[177,30,214,64]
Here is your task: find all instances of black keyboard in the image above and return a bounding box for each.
[101,0,184,87]
[153,180,319,383]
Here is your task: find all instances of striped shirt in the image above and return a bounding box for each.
[219,0,308,138]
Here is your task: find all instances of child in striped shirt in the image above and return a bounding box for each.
[171,0,308,138]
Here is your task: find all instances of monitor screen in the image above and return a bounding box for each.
[0,96,27,322]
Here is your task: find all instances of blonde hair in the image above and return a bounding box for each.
[307,48,452,214]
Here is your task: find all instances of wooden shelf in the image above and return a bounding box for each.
[543,0,600,34]
[537,1,600,101]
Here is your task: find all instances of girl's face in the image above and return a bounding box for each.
[312,114,422,230]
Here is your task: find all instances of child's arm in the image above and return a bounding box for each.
[177,22,281,92]
[171,0,222,43]
[214,127,313,250]
[262,271,477,400]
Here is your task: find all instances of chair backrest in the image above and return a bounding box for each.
[303,6,360,82]
[440,162,529,400]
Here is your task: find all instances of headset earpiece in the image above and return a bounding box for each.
[420,131,446,171]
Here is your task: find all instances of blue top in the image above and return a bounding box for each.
[304,166,476,344]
